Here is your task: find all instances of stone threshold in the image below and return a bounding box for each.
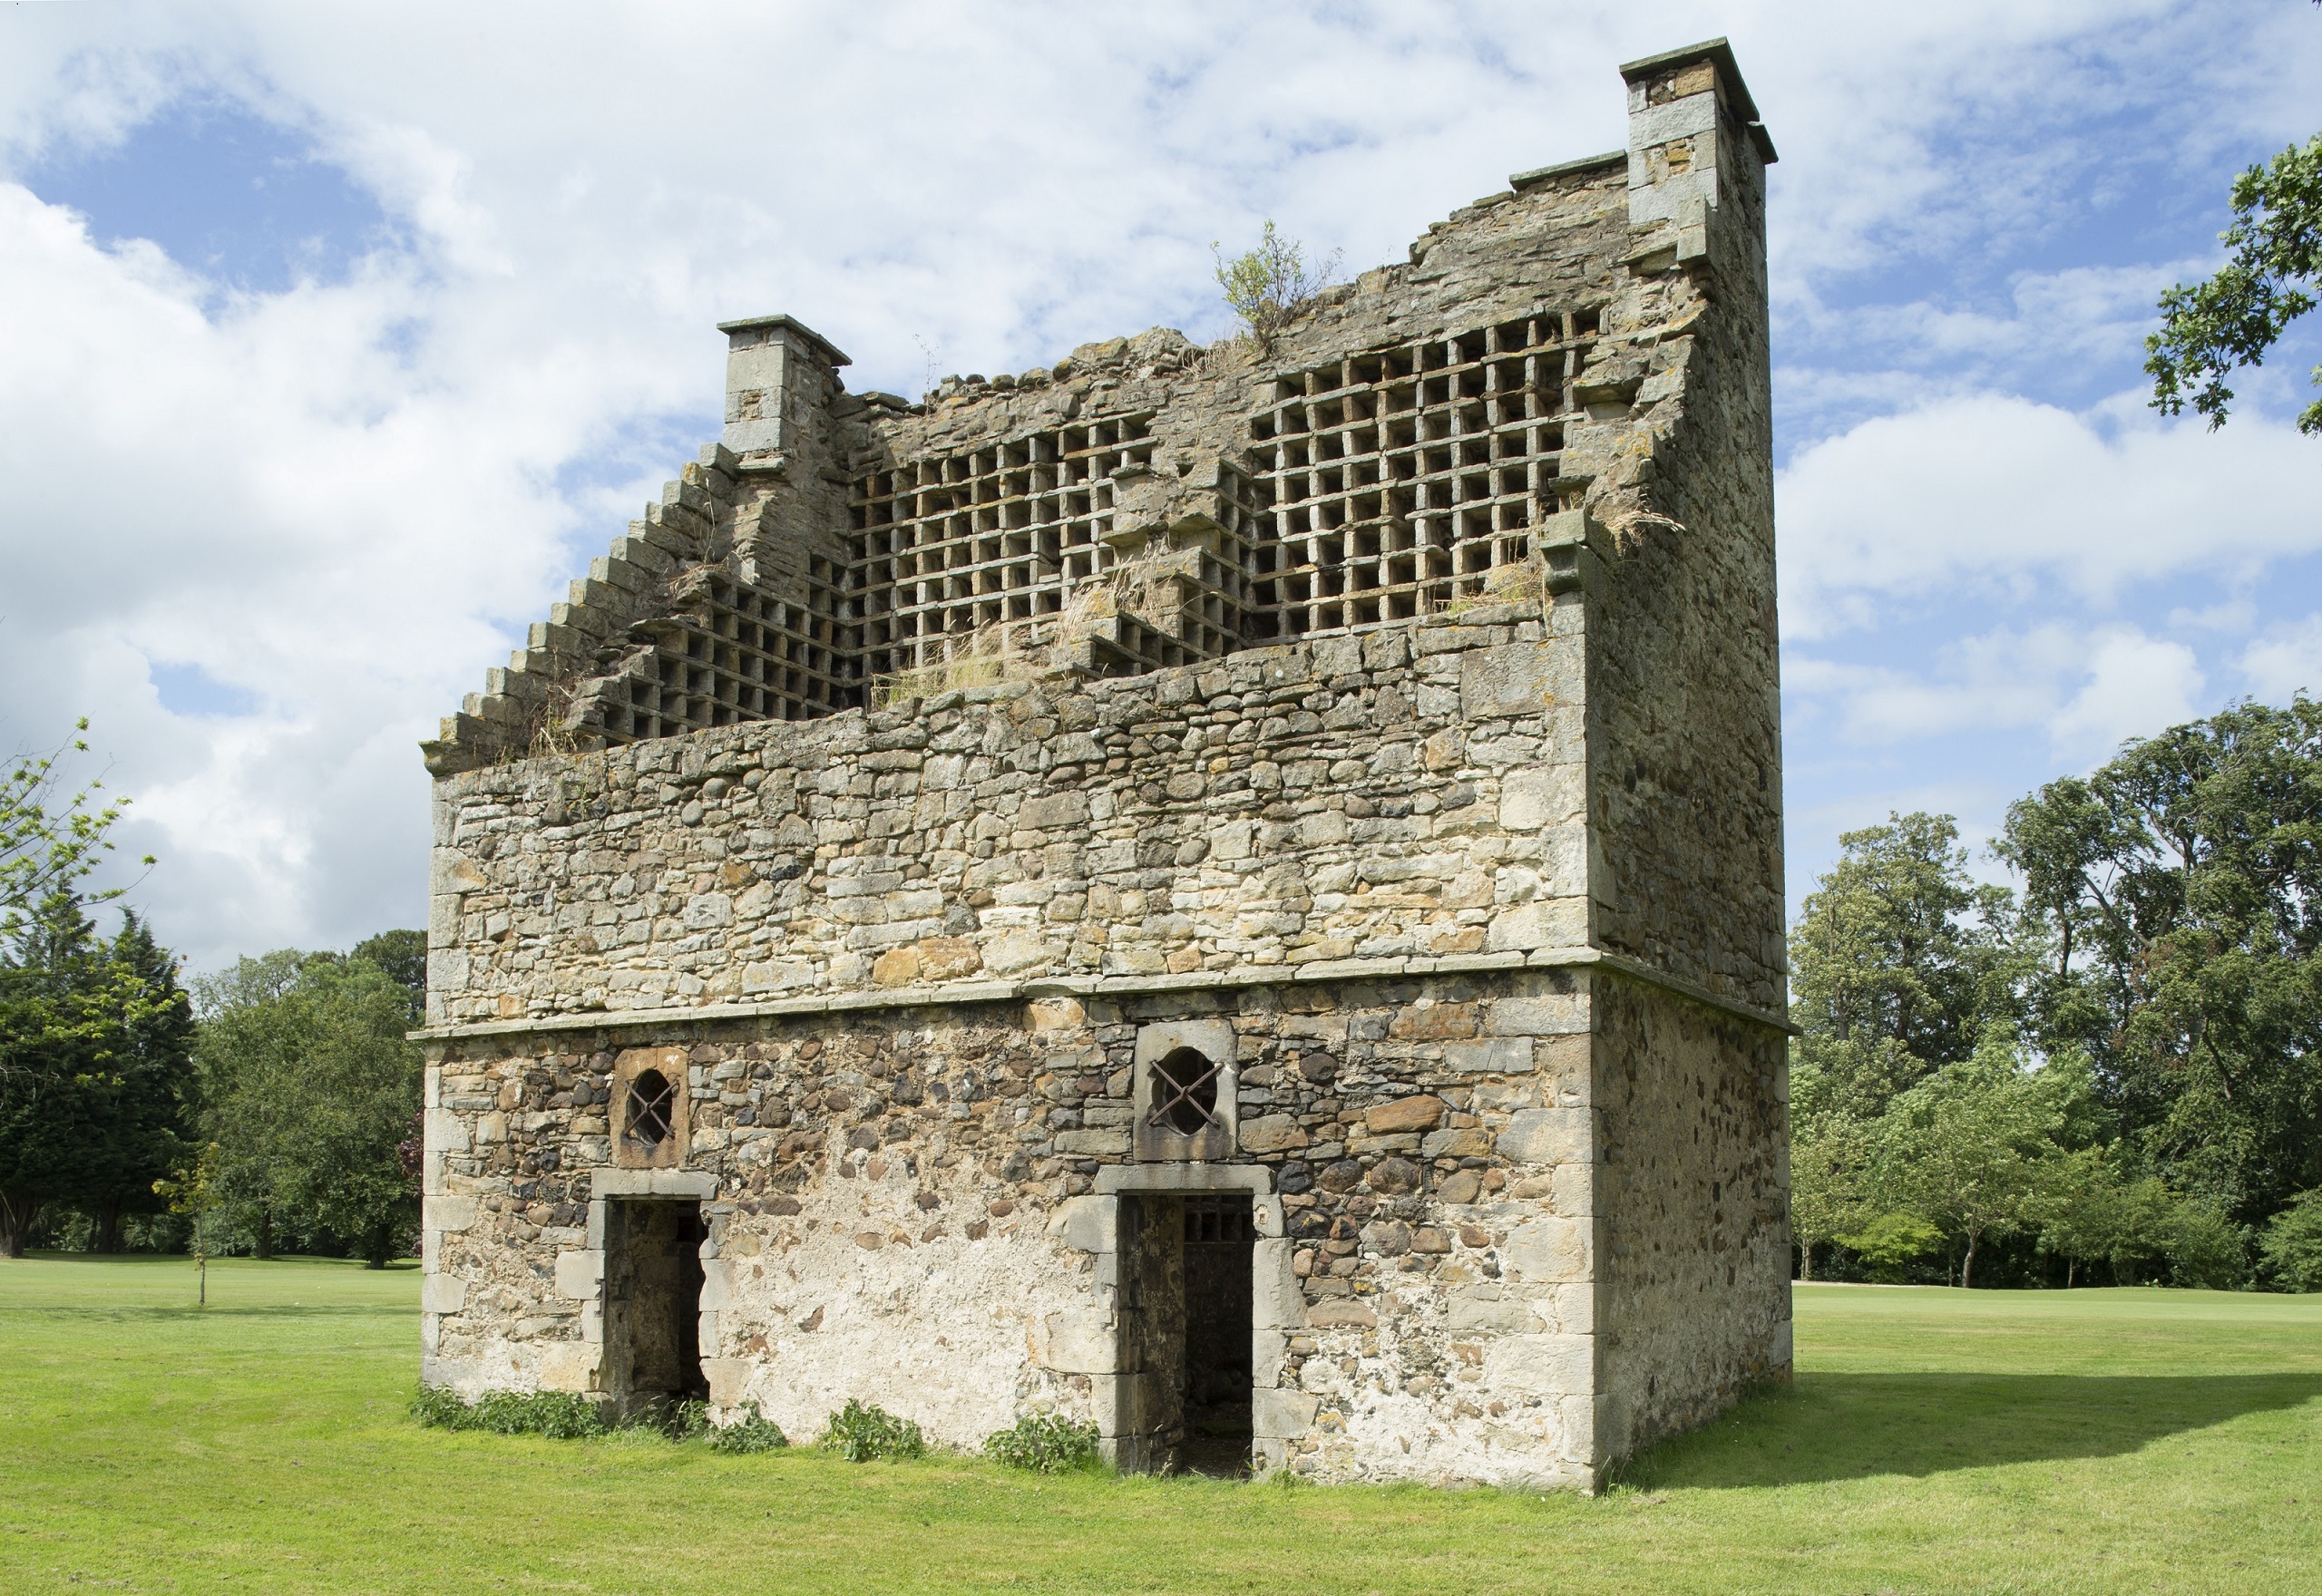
[412,945,1793,1045]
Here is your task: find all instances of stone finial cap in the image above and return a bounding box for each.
[1617,36,1762,128]
[715,313,851,368]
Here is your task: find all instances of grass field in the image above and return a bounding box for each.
[1,1257,2316,1594]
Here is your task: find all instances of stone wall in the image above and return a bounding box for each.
[423,965,1621,1487]
[426,608,1592,1027]
[1591,978,1790,1455]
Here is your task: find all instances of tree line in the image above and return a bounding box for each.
[1791,696,2322,1290]
[1,725,424,1264]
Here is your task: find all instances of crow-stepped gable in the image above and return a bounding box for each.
[415,38,1789,1489]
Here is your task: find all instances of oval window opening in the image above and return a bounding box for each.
[1148,1046,1221,1135]
[625,1068,676,1150]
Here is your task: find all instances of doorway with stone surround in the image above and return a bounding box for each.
[1115,1189,1255,1475]
[600,1198,707,1421]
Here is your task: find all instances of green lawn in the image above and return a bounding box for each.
[1,1258,2315,1594]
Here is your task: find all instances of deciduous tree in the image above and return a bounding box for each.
[1998,696,2322,1224]
[193,948,422,1267]
[1789,813,2021,1118]
[1873,1036,2084,1289]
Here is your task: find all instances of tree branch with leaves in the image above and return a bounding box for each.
[2,720,153,929]
[2147,131,2322,434]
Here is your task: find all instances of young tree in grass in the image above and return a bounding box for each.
[1875,1034,2083,1288]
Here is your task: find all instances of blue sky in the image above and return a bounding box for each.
[0,0,2317,972]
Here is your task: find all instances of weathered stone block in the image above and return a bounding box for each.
[1483,1334,1595,1398]
[1498,1107,1594,1163]
[1019,792,1089,831]
[1253,1387,1320,1440]
[1047,1195,1117,1252]
[425,1194,479,1232]
[1490,994,1589,1035]
[1037,1309,1115,1374]
[1447,1284,1534,1333]
[553,1250,602,1301]
[1505,1217,1589,1282]
[541,1342,600,1394]
[1445,1037,1532,1075]
[1460,642,1556,720]
[1239,1114,1308,1154]
[1053,1128,1129,1158]
[1253,1239,1303,1329]
[700,1356,750,1405]
[1364,1095,1446,1134]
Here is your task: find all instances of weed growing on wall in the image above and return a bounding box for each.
[983,1413,1101,1474]
[709,1401,789,1454]
[819,1399,926,1462]
[410,1387,609,1439]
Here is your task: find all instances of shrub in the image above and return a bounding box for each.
[819,1399,926,1462]
[1838,1212,1945,1283]
[2259,1189,2322,1292]
[409,1384,471,1430]
[984,1412,1101,1474]
[709,1401,789,1455]
[411,1386,608,1439]
[2166,1198,2251,1290]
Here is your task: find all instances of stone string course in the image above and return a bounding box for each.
[419,37,1790,1490]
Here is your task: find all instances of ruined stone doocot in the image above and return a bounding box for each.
[415,38,1790,1488]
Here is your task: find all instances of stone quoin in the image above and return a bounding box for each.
[414,37,1790,1489]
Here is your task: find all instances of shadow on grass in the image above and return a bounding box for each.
[1619,1372,2322,1489]
[12,1252,417,1270]
[5,1304,402,1322]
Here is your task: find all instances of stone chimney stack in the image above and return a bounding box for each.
[716,314,850,467]
[1619,38,1775,269]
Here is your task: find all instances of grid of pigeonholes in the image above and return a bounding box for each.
[1248,308,1598,637]
[599,565,858,741]
[592,309,1597,743]
[846,414,1166,679]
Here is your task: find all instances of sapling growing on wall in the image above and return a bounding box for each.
[1213,221,1341,354]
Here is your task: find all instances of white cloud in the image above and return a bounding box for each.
[1777,394,2322,638]
[1787,622,2203,757]
[2240,617,2322,705]
[2046,630,2205,757]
